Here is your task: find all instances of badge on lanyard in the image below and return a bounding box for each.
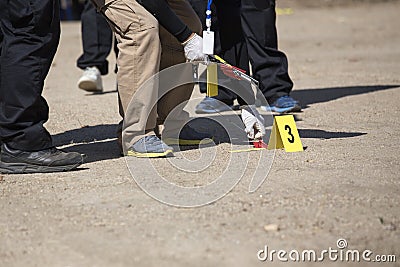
[202,1,214,55]
[203,30,214,55]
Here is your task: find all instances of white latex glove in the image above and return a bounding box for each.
[182,33,207,62]
[241,105,266,140]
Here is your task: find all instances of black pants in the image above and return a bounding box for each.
[0,0,60,151]
[241,0,293,103]
[204,0,293,104]
[190,0,252,105]
[214,0,252,106]
[76,0,113,75]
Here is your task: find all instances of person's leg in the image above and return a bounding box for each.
[77,0,113,75]
[71,0,84,20]
[98,0,161,149]
[77,0,114,92]
[216,30,252,107]
[157,0,201,126]
[240,0,293,103]
[195,0,254,113]
[0,0,59,151]
[157,0,213,145]
[157,0,203,124]
[0,0,83,173]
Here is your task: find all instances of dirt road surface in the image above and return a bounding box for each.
[1,1,399,266]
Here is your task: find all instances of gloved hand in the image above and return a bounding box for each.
[241,105,266,140]
[182,33,207,62]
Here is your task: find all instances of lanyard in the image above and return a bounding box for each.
[206,0,212,31]
[203,0,214,55]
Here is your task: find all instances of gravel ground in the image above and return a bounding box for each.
[1,1,399,266]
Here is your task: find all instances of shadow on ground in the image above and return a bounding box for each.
[84,89,117,96]
[188,117,366,142]
[51,120,366,163]
[53,124,120,163]
[52,84,391,162]
[292,85,399,109]
[298,129,366,139]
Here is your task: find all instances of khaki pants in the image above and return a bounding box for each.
[96,0,202,149]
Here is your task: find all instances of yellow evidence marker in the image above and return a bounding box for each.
[268,115,303,152]
[207,62,218,97]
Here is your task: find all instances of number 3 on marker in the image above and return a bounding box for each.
[270,115,303,152]
[285,125,295,143]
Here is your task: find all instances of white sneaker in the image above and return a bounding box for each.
[77,66,103,93]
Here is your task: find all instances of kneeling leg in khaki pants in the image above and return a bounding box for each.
[94,0,202,151]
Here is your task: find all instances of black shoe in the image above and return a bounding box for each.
[0,144,84,174]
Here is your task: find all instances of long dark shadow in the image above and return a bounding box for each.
[298,129,366,139]
[291,85,399,108]
[53,124,118,146]
[53,124,120,163]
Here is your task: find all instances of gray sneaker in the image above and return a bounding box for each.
[127,135,173,158]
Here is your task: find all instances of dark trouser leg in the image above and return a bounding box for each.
[76,0,113,75]
[216,40,254,106]
[240,0,293,103]
[0,27,2,147]
[0,0,60,151]
[213,0,254,106]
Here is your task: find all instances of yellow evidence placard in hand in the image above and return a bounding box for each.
[268,115,303,152]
